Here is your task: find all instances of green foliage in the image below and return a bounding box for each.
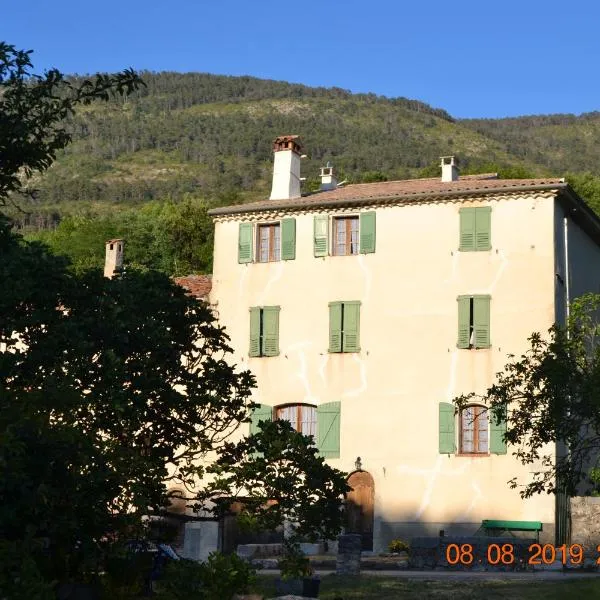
[454,293,600,498]
[388,539,411,554]
[161,552,256,600]
[199,419,349,544]
[0,215,256,585]
[0,41,144,204]
[277,540,313,580]
[589,467,600,497]
[27,197,215,275]
[0,539,55,600]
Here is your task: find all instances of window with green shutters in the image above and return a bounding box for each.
[314,212,376,257]
[459,207,491,251]
[317,402,341,458]
[328,301,360,353]
[457,295,491,349]
[240,218,296,263]
[439,402,506,456]
[249,306,280,357]
[270,402,341,458]
[439,402,456,454]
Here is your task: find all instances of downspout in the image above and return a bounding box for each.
[557,214,571,545]
[564,216,570,324]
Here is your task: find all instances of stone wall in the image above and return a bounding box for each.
[571,497,600,566]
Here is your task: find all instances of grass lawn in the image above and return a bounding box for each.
[255,573,600,599]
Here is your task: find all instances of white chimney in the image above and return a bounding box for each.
[440,156,459,182]
[320,161,338,191]
[104,239,124,278]
[270,135,302,200]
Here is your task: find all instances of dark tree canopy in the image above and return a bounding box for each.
[0,214,256,584]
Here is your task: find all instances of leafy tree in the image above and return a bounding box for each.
[198,419,349,557]
[0,42,144,206]
[454,294,600,498]
[0,215,256,585]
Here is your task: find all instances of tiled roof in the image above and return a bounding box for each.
[173,274,212,299]
[208,174,566,216]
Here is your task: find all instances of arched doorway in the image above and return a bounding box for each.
[346,470,374,551]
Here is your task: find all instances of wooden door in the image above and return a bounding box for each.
[346,471,374,551]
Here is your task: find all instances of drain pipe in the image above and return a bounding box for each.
[564,216,570,323]
[558,214,571,546]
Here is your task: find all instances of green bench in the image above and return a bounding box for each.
[480,520,543,542]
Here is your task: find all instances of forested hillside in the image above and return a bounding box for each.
[8,71,600,276]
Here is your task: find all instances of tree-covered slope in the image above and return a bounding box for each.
[461,112,600,173]
[18,72,549,225]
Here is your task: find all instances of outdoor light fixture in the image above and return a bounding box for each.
[355,456,362,471]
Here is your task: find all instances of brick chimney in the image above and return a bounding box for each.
[440,156,459,182]
[270,135,302,200]
[104,239,124,278]
[320,161,338,191]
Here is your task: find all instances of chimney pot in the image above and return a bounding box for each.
[440,156,459,182]
[320,161,338,191]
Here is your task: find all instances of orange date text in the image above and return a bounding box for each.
[445,543,600,566]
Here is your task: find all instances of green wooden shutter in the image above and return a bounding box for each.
[314,215,329,257]
[475,207,491,251]
[261,306,280,357]
[281,218,296,260]
[328,302,342,353]
[342,302,361,352]
[249,307,261,357]
[439,402,456,454]
[459,208,476,251]
[359,211,376,254]
[490,406,507,454]
[238,222,253,263]
[457,296,471,349]
[317,401,341,458]
[250,404,273,442]
[473,296,491,349]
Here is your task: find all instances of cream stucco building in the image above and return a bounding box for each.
[203,136,600,552]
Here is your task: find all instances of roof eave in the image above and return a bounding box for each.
[208,182,569,216]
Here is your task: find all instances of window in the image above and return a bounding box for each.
[313,212,376,257]
[257,223,281,262]
[438,402,507,455]
[251,401,342,458]
[249,306,280,357]
[460,405,489,454]
[238,219,296,264]
[275,404,317,437]
[459,207,491,251]
[457,295,490,349]
[329,301,361,353]
[333,217,359,256]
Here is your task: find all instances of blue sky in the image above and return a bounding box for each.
[4,0,599,118]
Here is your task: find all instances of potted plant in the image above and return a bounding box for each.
[275,539,320,598]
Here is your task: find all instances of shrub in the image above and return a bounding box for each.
[161,552,256,600]
[388,539,410,554]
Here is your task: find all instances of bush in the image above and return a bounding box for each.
[161,552,256,600]
[388,539,410,554]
